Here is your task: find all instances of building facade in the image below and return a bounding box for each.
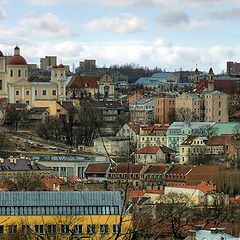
[0,191,131,239]
[0,47,67,107]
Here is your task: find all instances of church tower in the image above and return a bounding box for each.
[208,68,214,92]
[193,68,200,89]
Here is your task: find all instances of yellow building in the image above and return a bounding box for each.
[138,124,168,149]
[0,46,67,107]
[179,136,225,164]
[0,191,132,239]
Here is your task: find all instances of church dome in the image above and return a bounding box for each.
[52,65,58,69]
[0,51,3,57]
[58,64,64,68]
[7,55,27,65]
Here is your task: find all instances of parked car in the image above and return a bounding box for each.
[28,140,34,145]
[36,143,43,147]
[49,145,57,150]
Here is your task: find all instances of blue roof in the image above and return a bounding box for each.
[134,77,169,85]
[0,191,122,207]
[151,73,171,78]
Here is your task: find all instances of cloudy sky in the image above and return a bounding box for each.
[1,0,240,73]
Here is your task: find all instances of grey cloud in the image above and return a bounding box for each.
[204,8,240,21]
[155,10,190,27]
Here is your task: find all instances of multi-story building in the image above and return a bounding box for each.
[179,136,225,164]
[0,157,52,179]
[166,121,215,151]
[0,47,67,106]
[138,124,169,149]
[177,68,229,122]
[203,90,228,122]
[40,56,57,70]
[227,61,240,76]
[155,94,176,124]
[79,59,96,72]
[175,93,203,121]
[0,191,131,239]
[129,98,156,123]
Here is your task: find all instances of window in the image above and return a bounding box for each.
[0,225,3,234]
[35,225,43,234]
[35,90,38,96]
[10,70,13,77]
[87,224,96,234]
[47,225,56,234]
[113,224,121,234]
[16,90,19,96]
[26,101,30,105]
[8,225,17,234]
[100,224,109,234]
[25,70,27,77]
[26,90,30,96]
[52,90,57,96]
[0,80,2,90]
[61,225,69,234]
[18,69,21,77]
[42,90,47,95]
[57,109,61,112]
[73,225,83,234]
[219,102,221,108]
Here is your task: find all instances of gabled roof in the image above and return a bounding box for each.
[85,163,110,173]
[151,73,172,78]
[206,136,226,146]
[144,164,167,174]
[127,122,141,135]
[166,165,192,175]
[135,146,159,154]
[109,163,144,174]
[57,101,77,112]
[67,75,101,89]
[0,158,51,171]
[167,181,214,194]
[159,145,177,154]
[194,79,240,94]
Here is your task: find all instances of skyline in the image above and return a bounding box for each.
[1,0,240,73]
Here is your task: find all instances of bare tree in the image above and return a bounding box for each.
[175,108,198,122]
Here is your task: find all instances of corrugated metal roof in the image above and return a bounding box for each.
[0,191,122,207]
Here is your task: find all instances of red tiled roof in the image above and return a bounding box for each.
[127,122,141,134]
[129,190,144,198]
[167,182,214,194]
[146,190,164,195]
[144,164,167,174]
[160,145,177,154]
[85,163,110,173]
[206,136,225,146]
[109,163,144,174]
[230,197,240,205]
[67,75,101,89]
[136,146,159,154]
[7,55,27,65]
[167,165,192,175]
[194,79,240,94]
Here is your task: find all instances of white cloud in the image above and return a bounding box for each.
[8,39,239,74]
[0,6,7,20]
[19,12,75,38]
[83,14,146,33]
[25,0,239,9]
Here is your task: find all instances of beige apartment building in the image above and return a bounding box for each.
[40,56,57,70]
[0,46,67,106]
[176,68,228,123]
